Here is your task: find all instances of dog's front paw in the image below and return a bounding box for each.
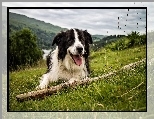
[68,78,78,84]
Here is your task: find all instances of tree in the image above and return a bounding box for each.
[127,31,146,47]
[9,28,42,71]
[127,31,140,47]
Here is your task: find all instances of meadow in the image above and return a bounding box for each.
[9,45,146,111]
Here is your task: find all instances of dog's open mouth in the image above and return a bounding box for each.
[70,52,82,66]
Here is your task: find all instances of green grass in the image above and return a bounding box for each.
[90,45,146,77]
[9,45,146,111]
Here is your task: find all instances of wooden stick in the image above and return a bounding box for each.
[16,58,145,102]
[16,72,116,102]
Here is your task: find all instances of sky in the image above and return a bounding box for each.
[3,2,154,35]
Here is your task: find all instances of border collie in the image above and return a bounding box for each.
[37,28,93,89]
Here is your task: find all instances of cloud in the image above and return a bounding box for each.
[3,2,152,35]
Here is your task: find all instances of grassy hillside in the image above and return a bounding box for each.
[9,45,146,111]
[9,12,68,49]
[91,35,126,51]
[92,35,107,42]
[9,12,67,34]
[92,35,107,39]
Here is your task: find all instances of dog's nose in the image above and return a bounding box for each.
[76,46,83,54]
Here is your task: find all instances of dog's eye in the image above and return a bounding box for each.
[68,39,73,44]
[80,39,85,44]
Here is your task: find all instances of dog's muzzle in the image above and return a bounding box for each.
[69,46,84,66]
[76,46,83,54]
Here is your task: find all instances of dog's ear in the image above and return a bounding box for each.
[83,30,93,44]
[52,32,65,46]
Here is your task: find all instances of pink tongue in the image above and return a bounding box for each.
[72,55,82,66]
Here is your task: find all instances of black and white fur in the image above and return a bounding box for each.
[37,28,93,89]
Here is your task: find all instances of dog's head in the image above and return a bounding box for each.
[52,28,93,66]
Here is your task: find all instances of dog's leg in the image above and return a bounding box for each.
[36,73,50,89]
[36,69,59,89]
